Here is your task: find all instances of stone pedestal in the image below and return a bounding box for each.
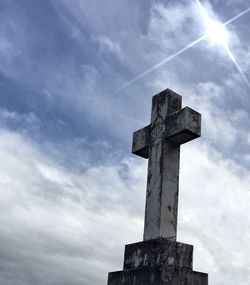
[107,238,208,285]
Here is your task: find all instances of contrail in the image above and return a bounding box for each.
[113,5,250,93]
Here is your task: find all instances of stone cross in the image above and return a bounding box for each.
[132,89,201,241]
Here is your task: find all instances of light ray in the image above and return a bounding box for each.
[113,35,206,93]
[195,0,209,19]
[224,7,250,26]
[113,3,250,93]
[224,45,250,87]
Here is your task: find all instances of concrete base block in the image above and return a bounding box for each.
[107,238,208,285]
[124,238,193,270]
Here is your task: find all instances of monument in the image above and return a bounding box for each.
[107,89,208,284]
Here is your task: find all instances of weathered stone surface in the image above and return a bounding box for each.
[108,267,208,285]
[143,90,182,241]
[107,238,208,285]
[123,239,193,270]
[166,107,201,145]
[132,125,150,159]
[132,102,201,160]
[132,89,201,241]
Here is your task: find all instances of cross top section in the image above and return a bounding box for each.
[132,89,201,241]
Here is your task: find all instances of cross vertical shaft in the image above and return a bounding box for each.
[145,92,181,241]
[132,89,201,241]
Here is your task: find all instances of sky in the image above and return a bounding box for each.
[0,0,250,284]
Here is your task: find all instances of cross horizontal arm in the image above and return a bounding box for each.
[166,107,201,145]
[132,125,150,158]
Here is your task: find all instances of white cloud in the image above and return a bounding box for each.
[95,35,122,58]
[0,128,145,285]
[0,127,249,285]
[179,142,250,285]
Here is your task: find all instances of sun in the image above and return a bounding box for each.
[205,18,230,47]
[196,0,230,47]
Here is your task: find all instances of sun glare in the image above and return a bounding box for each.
[196,0,250,88]
[196,0,230,47]
[205,19,229,47]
